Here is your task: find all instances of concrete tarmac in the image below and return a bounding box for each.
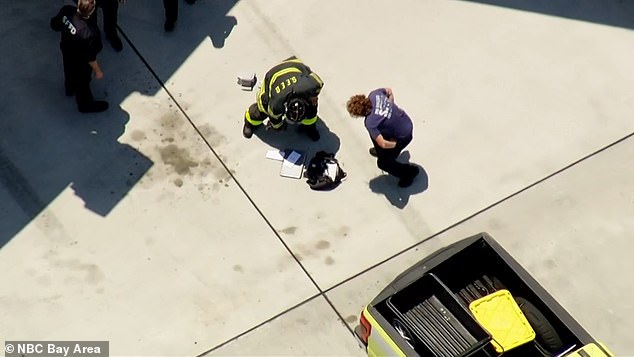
[1,0,633,355]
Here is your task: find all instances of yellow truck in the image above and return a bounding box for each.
[354,232,613,357]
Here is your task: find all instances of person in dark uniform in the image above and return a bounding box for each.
[94,0,124,51]
[51,0,109,113]
[347,88,419,187]
[163,0,197,32]
[242,56,324,141]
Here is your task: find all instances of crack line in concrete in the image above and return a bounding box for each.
[116,25,355,353]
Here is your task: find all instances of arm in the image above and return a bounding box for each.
[89,61,104,79]
[385,87,394,103]
[375,134,397,149]
[50,9,65,31]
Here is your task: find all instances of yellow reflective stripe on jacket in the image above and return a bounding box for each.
[310,72,324,88]
[283,58,304,65]
[257,90,266,113]
[270,120,284,129]
[269,68,302,94]
[300,115,317,126]
[245,110,263,125]
[267,107,281,120]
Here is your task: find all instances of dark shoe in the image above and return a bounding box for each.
[397,166,420,188]
[243,121,255,139]
[369,147,377,157]
[79,100,109,113]
[164,20,175,32]
[107,34,123,52]
[185,0,196,4]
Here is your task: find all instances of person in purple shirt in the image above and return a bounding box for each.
[347,88,419,187]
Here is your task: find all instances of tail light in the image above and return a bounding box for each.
[358,311,372,345]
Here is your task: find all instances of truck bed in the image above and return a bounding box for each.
[367,233,600,356]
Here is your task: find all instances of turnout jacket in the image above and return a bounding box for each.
[257,57,324,122]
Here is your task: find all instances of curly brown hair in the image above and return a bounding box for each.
[346,95,372,117]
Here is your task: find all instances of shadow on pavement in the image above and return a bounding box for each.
[118,0,239,86]
[0,2,154,247]
[252,117,342,157]
[463,0,634,30]
[368,151,428,209]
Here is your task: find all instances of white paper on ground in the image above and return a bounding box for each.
[280,150,306,179]
[266,149,285,161]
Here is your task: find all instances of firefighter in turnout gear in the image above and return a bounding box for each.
[243,57,324,141]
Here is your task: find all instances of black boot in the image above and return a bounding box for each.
[107,33,123,52]
[243,121,255,138]
[369,147,377,157]
[79,100,109,113]
[164,20,176,32]
[397,166,420,188]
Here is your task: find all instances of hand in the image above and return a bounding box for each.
[94,69,104,79]
[384,140,397,149]
[385,87,394,101]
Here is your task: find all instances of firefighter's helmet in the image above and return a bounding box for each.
[286,97,308,123]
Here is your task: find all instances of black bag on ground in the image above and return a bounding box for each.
[304,151,346,191]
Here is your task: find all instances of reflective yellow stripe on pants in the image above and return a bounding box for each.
[245,109,263,126]
[300,115,317,126]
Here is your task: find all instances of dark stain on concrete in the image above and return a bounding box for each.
[60,259,105,284]
[174,178,184,187]
[315,240,330,250]
[325,256,335,265]
[345,315,358,324]
[280,226,297,235]
[131,130,146,141]
[198,124,227,146]
[159,144,199,175]
[233,265,244,273]
[159,113,183,131]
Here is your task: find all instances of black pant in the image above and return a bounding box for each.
[164,0,178,24]
[97,0,119,38]
[373,136,415,179]
[62,50,94,110]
